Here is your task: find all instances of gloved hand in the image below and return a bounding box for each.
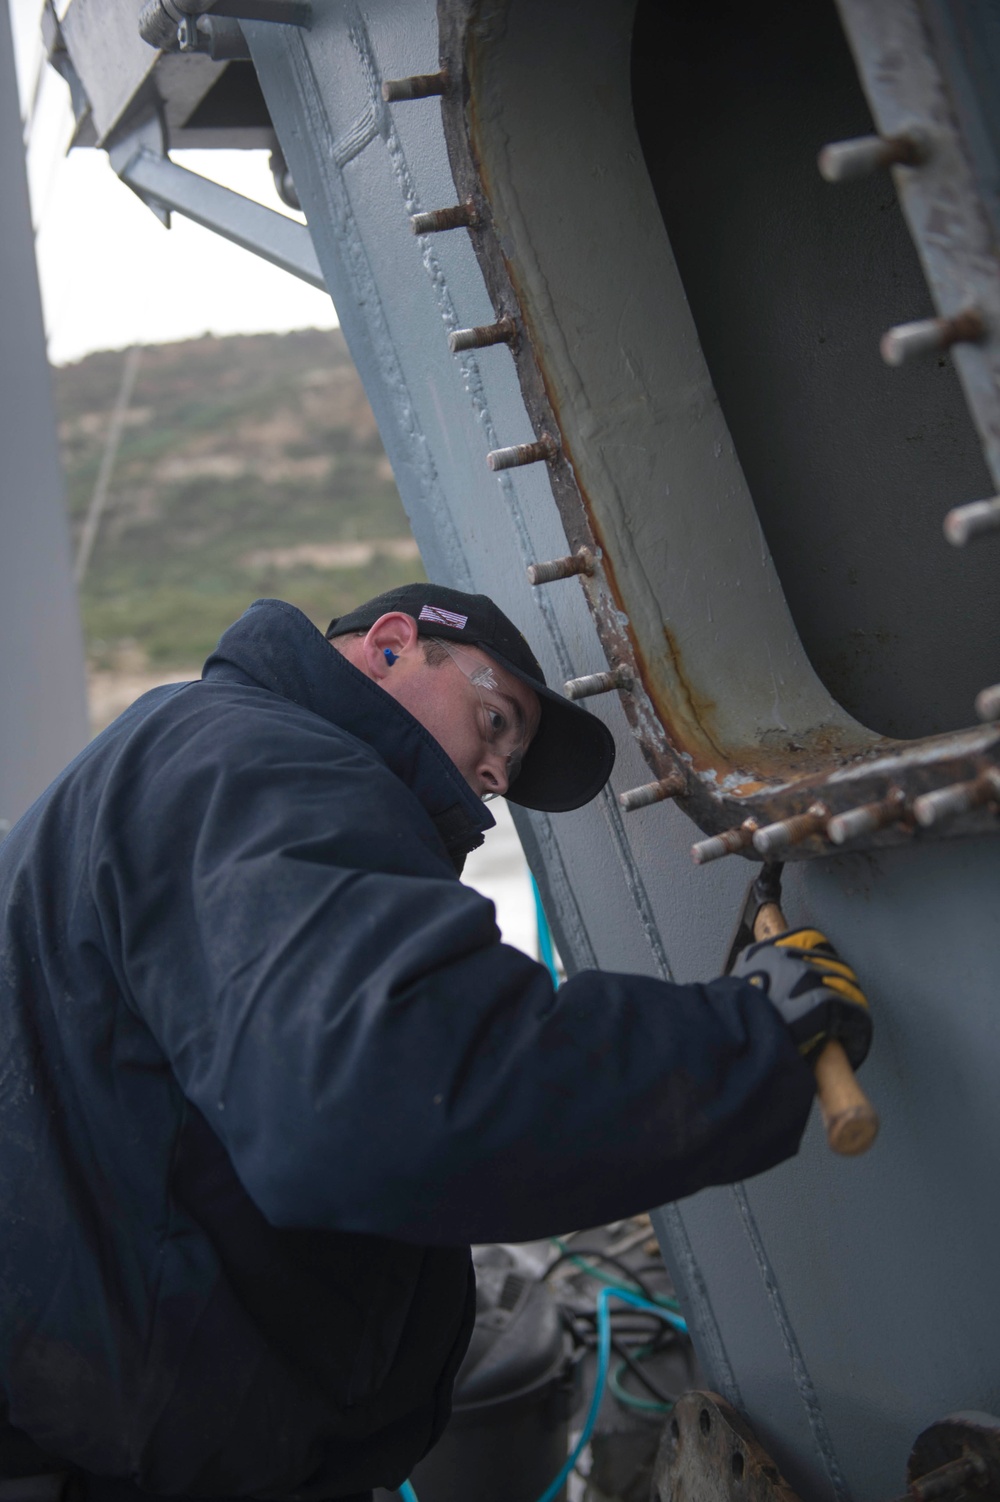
[731,928,872,1069]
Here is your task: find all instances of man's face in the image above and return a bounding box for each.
[388,640,541,799]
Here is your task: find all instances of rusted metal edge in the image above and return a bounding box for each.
[434,0,1000,861]
[834,0,1000,490]
[653,1390,803,1502]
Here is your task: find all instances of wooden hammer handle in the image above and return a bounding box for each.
[754,902,879,1157]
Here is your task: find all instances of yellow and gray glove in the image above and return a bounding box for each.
[731,928,872,1068]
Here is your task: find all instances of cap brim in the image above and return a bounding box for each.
[486,651,616,813]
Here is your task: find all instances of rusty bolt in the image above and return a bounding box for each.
[753,803,830,857]
[909,1454,988,1502]
[880,308,984,367]
[487,433,559,472]
[827,789,907,845]
[818,130,928,182]
[564,666,632,701]
[975,683,1000,722]
[448,317,517,355]
[943,495,1000,546]
[912,768,1000,827]
[382,70,448,102]
[411,201,479,235]
[619,774,686,812]
[527,550,594,586]
[691,821,758,865]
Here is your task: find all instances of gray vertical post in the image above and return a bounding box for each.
[0,1,88,832]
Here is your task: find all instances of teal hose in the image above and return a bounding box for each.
[534,1289,687,1502]
[531,873,560,986]
[548,1236,682,1313]
[398,1289,688,1502]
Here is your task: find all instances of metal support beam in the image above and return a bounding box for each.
[109,117,325,289]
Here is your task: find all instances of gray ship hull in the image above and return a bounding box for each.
[14,0,1000,1496]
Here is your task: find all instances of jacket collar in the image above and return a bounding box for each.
[202,599,494,870]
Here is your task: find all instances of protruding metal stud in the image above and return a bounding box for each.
[691,821,758,865]
[564,666,632,701]
[817,130,928,183]
[448,317,517,355]
[880,309,983,367]
[382,70,448,102]
[907,1455,988,1502]
[975,683,1000,722]
[943,495,1000,546]
[827,789,907,845]
[411,202,479,235]
[619,774,686,812]
[526,549,594,586]
[487,433,559,472]
[753,803,830,857]
[912,768,1000,827]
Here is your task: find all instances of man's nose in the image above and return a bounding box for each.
[479,750,509,797]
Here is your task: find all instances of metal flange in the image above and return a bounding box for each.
[653,1391,801,1502]
[435,0,1000,861]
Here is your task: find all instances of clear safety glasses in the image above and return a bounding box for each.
[437,641,528,798]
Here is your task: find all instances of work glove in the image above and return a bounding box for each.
[731,928,872,1069]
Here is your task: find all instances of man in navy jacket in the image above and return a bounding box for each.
[0,585,869,1502]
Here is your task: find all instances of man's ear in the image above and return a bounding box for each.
[361,612,420,680]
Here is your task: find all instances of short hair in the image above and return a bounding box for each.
[421,637,450,667]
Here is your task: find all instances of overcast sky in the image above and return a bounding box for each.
[10,0,339,365]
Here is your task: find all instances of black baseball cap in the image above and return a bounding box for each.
[327,583,615,812]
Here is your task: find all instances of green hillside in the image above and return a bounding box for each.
[55,328,423,673]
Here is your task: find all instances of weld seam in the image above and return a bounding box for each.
[731,1183,851,1502]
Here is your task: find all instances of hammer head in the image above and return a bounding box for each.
[723,862,784,973]
[751,861,784,910]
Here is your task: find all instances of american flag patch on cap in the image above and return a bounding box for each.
[419,604,468,629]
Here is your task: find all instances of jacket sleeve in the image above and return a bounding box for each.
[103,703,815,1246]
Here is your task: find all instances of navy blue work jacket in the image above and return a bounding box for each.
[0,600,814,1498]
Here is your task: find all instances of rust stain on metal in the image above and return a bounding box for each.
[656,617,728,765]
[434,0,1000,858]
[653,1390,803,1502]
